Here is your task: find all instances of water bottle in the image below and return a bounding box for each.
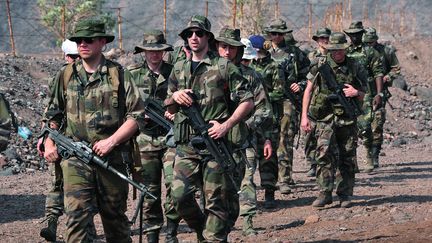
[18,126,32,140]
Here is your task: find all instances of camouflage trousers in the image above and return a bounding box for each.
[304,120,317,166]
[360,106,385,159]
[315,120,357,196]
[171,144,238,242]
[137,146,180,233]
[44,161,64,219]
[277,100,299,185]
[61,155,131,243]
[258,130,279,191]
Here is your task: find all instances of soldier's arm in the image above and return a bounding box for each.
[165,67,183,113]
[385,46,401,83]
[301,79,313,133]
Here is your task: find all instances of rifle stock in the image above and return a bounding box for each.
[143,98,174,131]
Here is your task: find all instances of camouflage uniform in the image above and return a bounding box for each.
[344,22,384,172]
[43,19,145,243]
[266,19,310,192]
[167,15,253,242]
[306,32,368,207]
[363,27,401,167]
[0,93,13,152]
[129,29,180,242]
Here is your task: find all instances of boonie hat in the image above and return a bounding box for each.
[362,27,379,43]
[326,32,350,50]
[69,18,114,43]
[312,27,332,41]
[134,30,173,54]
[179,15,214,40]
[61,39,78,55]
[343,21,365,34]
[241,38,257,60]
[215,26,244,47]
[266,19,293,33]
[285,32,298,45]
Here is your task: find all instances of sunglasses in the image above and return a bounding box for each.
[185,30,206,38]
[270,32,285,36]
[74,37,98,44]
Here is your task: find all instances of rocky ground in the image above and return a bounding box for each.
[0,37,431,242]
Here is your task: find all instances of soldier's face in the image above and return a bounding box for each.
[186,28,209,53]
[144,50,164,66]
[75,37,106,60]
[269,32,285,45]
[217,42,238,62]
[317,37,329,48]
[347,33,363,44]
[330,49,346,63]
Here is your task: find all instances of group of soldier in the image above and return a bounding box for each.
[0,13,400,243]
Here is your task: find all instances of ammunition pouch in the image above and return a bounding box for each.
[173,112,190,144]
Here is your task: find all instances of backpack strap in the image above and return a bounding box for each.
[108,64,126,127]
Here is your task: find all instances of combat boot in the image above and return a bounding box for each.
[339,195,352,208]
[364,156,374,173]
[147,230,160,243]
[40,216,58,242]
[312,192,332,207]
[165,219,179,243]
[372,146,380,168]
[307,164,317,177]
[278,183,292,194]
[242,215,257,236]
[263,189,277,209]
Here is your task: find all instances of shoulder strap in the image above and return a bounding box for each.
[217,57,229,80]
[107,63,125,126]
[62,63,74,91]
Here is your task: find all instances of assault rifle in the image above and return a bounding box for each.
[278,54,302,113]
[318,63,363,120]
[143,98,174,131]
[180,92,239,191]
[39,126,157,243]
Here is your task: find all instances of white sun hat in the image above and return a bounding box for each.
[241,38,258,60]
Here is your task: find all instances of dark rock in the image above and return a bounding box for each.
[393,76,408,90]
[391,137,407,147]
[415,87,432,103]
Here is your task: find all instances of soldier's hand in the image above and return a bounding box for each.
[172,89,193,107]
[164,111,175,121]
[343,84,359,98]
[93,138,116,157]
[383,75,391,83]
[43,138,60,163]
[301,117,312,133]
[208,120,229,139]
[373,94,382,111]
[37,137,44,156]
[290,83,301,93]
[263,139,272,160]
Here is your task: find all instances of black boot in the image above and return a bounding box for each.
[165,219,179,243]
[147,230,159,243]
[40,216,58,242]
[263,189,276,209]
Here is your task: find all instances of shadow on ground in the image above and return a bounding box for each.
[0,194,45,223]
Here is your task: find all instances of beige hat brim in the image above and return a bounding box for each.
[215,37,245,47]
[134,44,173,54]
[326,43,350,50]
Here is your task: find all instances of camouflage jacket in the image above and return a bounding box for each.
[167,51,253,145]
[128,61,173,150]
[43,56,145,146]
[251,53,284,121]
[0,93,12,151]
[346,43,384,95]
[373,43,401,82]
[240,64,273,139]
[307,55,368,123]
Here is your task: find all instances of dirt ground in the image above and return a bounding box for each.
[1,37,432,242]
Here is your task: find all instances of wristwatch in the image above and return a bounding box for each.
[378,92,384,97]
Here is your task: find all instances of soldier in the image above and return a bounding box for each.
[305,27,332,177]
[39,39,98,242]
[249,34,282,208]
[301,32,367,208]
[265,18,310,194]
[128,30,180,243]
[165,15,254,242]
[42,18,145,242]
[344,21,384,173]
[215,27,273,235]
[0,93,13,152]
[362,27,401,168]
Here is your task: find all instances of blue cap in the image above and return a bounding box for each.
[249,35,265,50]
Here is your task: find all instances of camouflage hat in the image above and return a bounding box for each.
[362,27,379,43]
[179,15,214,40]
[343,21,365,34]
[69,18,114,43]
[312,27,332,41]
[134,30,173,54]
[266,19,293,33]
[285,32,297,45]
[215,26,244,47]
[326,32,350,50]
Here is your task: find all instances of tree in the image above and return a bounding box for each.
[37,0,115,45]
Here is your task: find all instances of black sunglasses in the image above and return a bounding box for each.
[74,37,97,44]
[270,32,285,36]
[185,30,206,38]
